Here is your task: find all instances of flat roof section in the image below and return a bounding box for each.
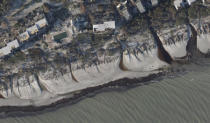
[53,32,68,43]
[36,18,48,29]
[19,32,30,42]
[27,25,39,35]
[136,0,146,13]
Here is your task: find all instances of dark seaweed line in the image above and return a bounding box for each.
[0,70,171,118]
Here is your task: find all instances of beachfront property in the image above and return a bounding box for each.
[187,0,199,5]
[35,18,48,29]
[1,18,49,58]
[28,18,48,35]
[174,0,204,10]
[52,32,68,43]
[7,40,20,49]
[71,15,90,33]
[0,40,20,57]
[93,21,115,32]
[84,0,111,5]
[27,25,39,35]
[19,31,30,42]
[116,0,131,20]
[18,18,49,43]
[68,2,83,16]
[130,0,160,13]
[135,0,146,13]
[174,0,187,9]
[151,0,158,6]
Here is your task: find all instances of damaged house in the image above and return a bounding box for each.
[71,14,90,33]
[116,0,131,20]
[84,0,117,32]
[130,0,146,13]
[130,0,159,13]
[173,0,201,10]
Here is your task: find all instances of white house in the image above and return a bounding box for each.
[0,39,20,57]
[174,0,183,9]
[187,0,197,5]
[19,31,30,42]
[27,25,39,35]
[35,18,48,29]
[117,1,131,20]
[93,21,115,32]
[151,0,158,6]
[0,46,11,57]
[7,40,19,49]
[174,0,201,10]
[135,0,146,13]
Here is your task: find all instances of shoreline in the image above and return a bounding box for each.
[0,71,170,118]
[0,37,207,117]
[0,15,209,117]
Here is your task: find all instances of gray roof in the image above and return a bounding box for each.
[19,31,30,42]
[0,40,19,57]
[93,21,115,32]
[151,0,158,6]
[35,18,48,29]
[136,0,146,13]
[27,25,39,35]
[117,1,131,20]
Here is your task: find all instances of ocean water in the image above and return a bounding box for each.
[0,58,210,123]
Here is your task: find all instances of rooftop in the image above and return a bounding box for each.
[135,0,146,13]
[174,0,199,10]
[53,32,68,43]
[7,40,19,49]
[35,18,48,29]
[0,40,20,57]
[19,31,30,42]
[27,25,39,35]
[151,0,158,6]
[93,21,115,32]
[174,0,183,9]
[117,1,131,20]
